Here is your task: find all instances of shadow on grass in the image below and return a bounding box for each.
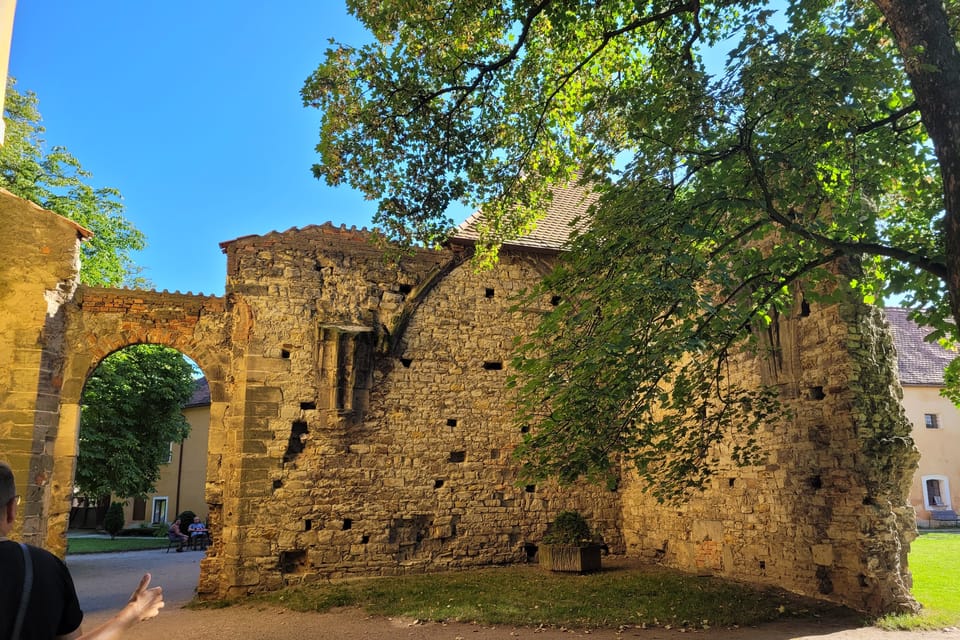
[191,558,865,633]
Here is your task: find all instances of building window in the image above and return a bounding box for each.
[924,413,940,429]
[132,497,147,521]
[922,476,951,509]
[152,497,168,523]
[164,442,174,464]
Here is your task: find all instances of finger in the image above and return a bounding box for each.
[135,573,152,594]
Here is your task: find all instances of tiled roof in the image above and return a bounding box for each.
[184,377,210,408]
[450,180,597,251]
[884,307,957,385]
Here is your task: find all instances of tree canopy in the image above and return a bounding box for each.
[1,79,146,287]
[77,345,196,500]
[304,0,960,496]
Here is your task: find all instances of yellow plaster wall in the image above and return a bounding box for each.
[901,384,960,524]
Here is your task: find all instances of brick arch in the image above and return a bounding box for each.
[60,286,231,403]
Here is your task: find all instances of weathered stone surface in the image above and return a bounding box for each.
[0,201,920,615]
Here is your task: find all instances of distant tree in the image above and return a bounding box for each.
[176,510,196,529]
[103,502,125,539]
[1,78,146,287]
[77,345,195,500]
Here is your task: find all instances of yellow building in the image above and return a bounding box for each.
[123,377,210,526]
[886,308,960,527]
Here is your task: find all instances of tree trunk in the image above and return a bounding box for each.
[874,0,960,324]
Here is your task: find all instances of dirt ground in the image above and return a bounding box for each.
[82,603,960,640]
[70,550,960,640]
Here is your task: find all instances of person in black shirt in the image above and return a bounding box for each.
[0,461,164,639]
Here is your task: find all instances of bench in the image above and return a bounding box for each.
[930,509,960,527]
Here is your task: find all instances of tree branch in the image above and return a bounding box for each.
[741,124,948,279]
[856,102,920,135]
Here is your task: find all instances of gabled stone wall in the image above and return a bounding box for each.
[213,225,623,595]
[0,189,88,553]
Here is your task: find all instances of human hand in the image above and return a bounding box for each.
[126,573,164,621]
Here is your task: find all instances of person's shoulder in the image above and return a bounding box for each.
[0,540,56,558]
[0,541,70,572]
[24,543,69,566]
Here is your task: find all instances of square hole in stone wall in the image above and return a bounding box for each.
[807,386,826,400]
[446,418,457,428]
[448,451,466,463]
[483,361,504,370]
[279,550,307,574]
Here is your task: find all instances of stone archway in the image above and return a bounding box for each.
[52,287,237,588]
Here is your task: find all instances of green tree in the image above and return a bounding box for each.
[104,502,126,539]
[1,79,146,287]
[304,1,960,496]
[77,345,195,500]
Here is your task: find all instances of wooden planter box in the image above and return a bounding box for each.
[539,544,602,573]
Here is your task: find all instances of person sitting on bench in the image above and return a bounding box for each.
[187,516,209,549]
[168,519,188,552]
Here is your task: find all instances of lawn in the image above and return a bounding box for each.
[878,531,960,630]
[67,536,170,554]
[221,560,858,631]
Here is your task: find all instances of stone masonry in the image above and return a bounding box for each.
[0,188,919,614]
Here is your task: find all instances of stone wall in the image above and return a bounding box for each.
[213,225,623,596]
[0,189,88,552]
[0,195,919,614]
[620,297,918,613]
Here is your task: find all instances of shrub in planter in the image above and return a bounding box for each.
[539,510,602,573]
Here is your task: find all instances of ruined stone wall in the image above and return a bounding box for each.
[214,225,622,596]
[619,297,918,613]
[0,190,86,552]
[1,196,918,614]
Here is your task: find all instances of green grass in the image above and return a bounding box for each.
[67,536,170,554]
[204,562,856,631]
[878,531,960,630]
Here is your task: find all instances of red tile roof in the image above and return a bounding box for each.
[884,307,957,385]
[450,180,597,251]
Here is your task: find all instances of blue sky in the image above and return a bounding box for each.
[10,2,388,296]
